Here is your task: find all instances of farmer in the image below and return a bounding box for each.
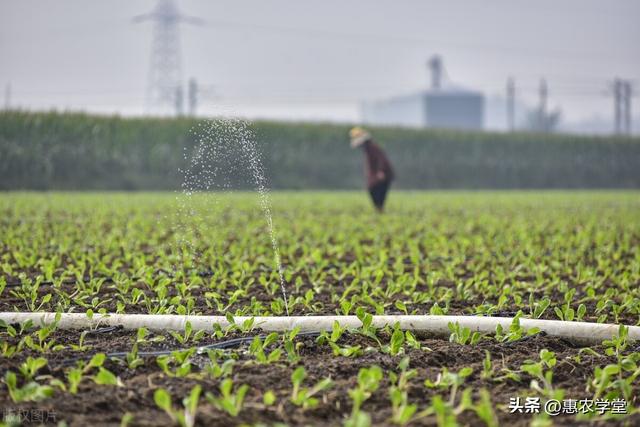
[350,127,395,212]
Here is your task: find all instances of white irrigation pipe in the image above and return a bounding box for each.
[1,312,638,345]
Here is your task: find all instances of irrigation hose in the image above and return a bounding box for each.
[56,331,321,366]
[1,312,638,345]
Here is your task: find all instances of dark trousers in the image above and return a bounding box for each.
[368,181,391,210]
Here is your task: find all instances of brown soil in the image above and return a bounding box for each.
[1,270,636,325]
[1,325,638,426]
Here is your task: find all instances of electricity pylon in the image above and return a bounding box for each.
[133,0,203,115]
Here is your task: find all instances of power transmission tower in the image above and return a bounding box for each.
[133,0,203,116]
[507,77,515,132]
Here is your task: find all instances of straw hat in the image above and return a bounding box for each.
[349,127,371,148]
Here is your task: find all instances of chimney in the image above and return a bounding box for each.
[428,55,442,90]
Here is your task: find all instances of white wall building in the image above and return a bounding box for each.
[361,56,485,130]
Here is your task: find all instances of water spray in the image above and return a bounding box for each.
[178,119,289,315]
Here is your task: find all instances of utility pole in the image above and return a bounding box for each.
[538,78,548,132]
[623,80,632,135]
[507,77,515,132]
[188,78,198,116]
[133,0,203,116]
[613,78,622,135]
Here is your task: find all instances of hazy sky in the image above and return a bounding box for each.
[1,0,638,129]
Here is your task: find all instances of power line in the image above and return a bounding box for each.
[195,17,632,64]
[10,86,632,103]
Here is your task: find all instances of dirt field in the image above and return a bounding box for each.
[1,192,639,426]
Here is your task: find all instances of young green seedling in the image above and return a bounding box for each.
[447,322,483,346]
[424,366,473,406]
[345,365,383,427]
[4,370,55,403]
[290,366,333,409]
[205,379,248,417]
[157,349,195,378]
[155,385,201,427]
[382,322,406,356]
[520,349,558,398]
[170,321,205,345]
[248,332,282,364]
[387,358,420,425]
